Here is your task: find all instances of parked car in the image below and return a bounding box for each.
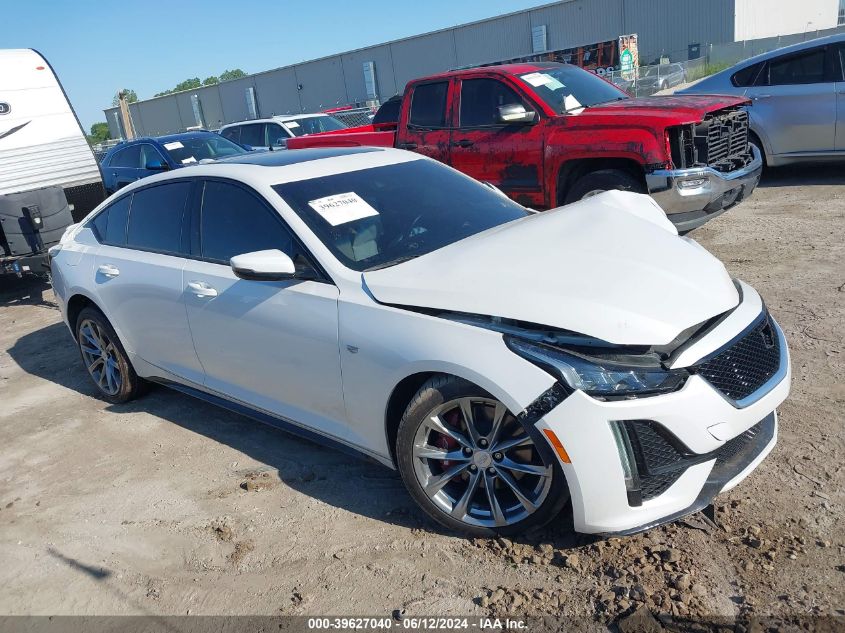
[679,34,845,166]
[287,62,762,233]
[636,63,687,94]
[219,114,351,151]
[100,131,248,194]
[52,147,790,536]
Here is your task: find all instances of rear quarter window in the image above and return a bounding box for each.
[90,195,131,245]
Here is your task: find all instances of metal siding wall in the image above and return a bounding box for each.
[389,30,458,91]
[174,92,198,130]
[218,76,258,124]
[453,12,532,67]
[341,44,397,102]
[104,107,120,138]
[128,97,183,136]
[195,85,225,131]
[529,0,624,50]
[253,68,303,117]
[296,57,348,111]
[622,0,735,62]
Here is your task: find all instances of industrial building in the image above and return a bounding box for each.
[104,0,841,138]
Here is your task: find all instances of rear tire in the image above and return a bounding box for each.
[395,375,569,536]
[565,169,645,205]
[75,306,146,404]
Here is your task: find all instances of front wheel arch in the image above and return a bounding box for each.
[556,158,646,207]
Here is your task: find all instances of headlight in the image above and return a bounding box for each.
[505,337,688,399]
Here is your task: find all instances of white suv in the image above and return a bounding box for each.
[219,113,348,150]
[50,147,790,536]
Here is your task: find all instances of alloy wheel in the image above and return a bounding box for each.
[412,397,552,528]
[78,319,123,396]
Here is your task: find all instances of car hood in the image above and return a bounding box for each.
[568,94,749,125]
[362,191,739,346]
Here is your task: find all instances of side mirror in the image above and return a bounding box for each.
[274,138,288,149]
[497,104,536,124]
[145,159,169,171]
[230,249,296,281]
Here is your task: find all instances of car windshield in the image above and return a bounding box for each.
[272,159,529,271]
[282,115,348,137]
[162,135,246,164]
[518,66,628,113]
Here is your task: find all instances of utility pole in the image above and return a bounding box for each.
[117,90,135,140]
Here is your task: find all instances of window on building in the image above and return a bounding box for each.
[839,0,844,25]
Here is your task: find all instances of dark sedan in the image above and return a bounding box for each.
[100,131,248,194]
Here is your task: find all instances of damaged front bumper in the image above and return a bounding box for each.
[529,285,789,535]
[645,145,763,232]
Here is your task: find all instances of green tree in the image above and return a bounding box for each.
[218,69,247,82]
[111,89,138,107]
[88,122,111,143]
[173,77,202,92]
[202,76,219,86]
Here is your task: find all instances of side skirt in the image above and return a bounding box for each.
[147,377,395,469]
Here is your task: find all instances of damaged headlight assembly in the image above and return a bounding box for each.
[505,336,688,399]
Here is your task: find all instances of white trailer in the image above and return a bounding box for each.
[1,49,104,277]
[0,49,105,222]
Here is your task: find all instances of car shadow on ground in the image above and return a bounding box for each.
[7,320,586,547]
[0,276,56,309]
[757,163,845,188]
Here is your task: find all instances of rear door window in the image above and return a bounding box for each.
[126,182,191,254]
[109,145,141,168]
[763,47,828,85]
[238,123,265,147]
[409,82,449,128]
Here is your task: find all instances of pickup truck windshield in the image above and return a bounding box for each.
[273,159,528,271]
[518,67,628,113]
[283,115,347,137]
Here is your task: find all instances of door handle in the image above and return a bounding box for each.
[751,95,772,101]
[97,264,120,278]
[396,142,417,150]
[451,139,474,148]
[187,281,218,298]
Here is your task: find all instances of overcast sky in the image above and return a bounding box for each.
[2,0,550,131]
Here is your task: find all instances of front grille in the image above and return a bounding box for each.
[621,417,767,503]
[668,107,751,172]
[696,313,781,404]
[697,108,750,172]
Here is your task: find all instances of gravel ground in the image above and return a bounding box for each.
[0,165,842,627]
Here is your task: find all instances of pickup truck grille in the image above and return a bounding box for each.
[668,107,752,173]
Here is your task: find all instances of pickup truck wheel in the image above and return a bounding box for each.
[565,169,645,204]
[396,375,569,536]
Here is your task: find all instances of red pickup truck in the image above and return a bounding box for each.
[287,63,762,232]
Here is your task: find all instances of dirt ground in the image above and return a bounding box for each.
[1,165,843,626]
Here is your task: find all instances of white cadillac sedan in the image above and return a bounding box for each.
[50,147,790,536]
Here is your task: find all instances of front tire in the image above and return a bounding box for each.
[75,306,145,404]
[565,169,645,204]
[395,375,569,536]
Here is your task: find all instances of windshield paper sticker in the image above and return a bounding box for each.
[163,141,184,150]
[181,156,197,164]
[521,72,551,87]
[285,121,300,128]
[308,192,379,226]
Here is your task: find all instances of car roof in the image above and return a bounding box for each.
[110,146,424,195]
[217,146,383,167]
[105,131,219,152]
[220,113,338,128]
[729,32,845,69]
[417,62,564,83]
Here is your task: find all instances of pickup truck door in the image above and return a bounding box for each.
[396,80,452,163]
[745,45,837,157]
[449,76,545,208]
